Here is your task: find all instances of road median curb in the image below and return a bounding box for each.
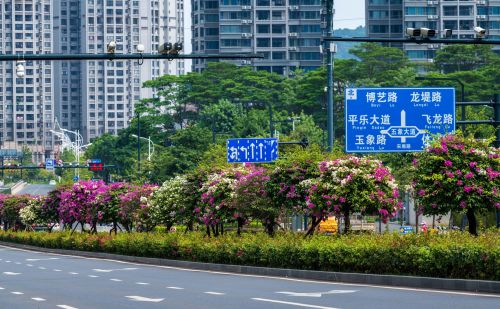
[1,240,498,294]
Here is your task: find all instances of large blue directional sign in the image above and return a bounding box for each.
[227,138,278,163]
[345,87,455,153]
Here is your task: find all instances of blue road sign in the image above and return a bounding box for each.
[345,87,455,153]
[45,159,55,171]
[227,138,278,163]
[73,175,79,182]
[399,225,414,235]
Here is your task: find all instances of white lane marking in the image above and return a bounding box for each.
[0,286,4,289]
[3,272,21,276]
[26,258,59,261]
[11,291,24,295]
[32,297,46,302]
[167,286,184,290]
[135,282,150,285]
[93,267,137,273]
[252,298,340,309]
[276,290,357,297]
[110,278,122,282]
[125,296,164,302]
[5,260,11,263]
[204,291,225,295]
[88,275,99,278]
[2,245,499,299]
[14,262,21,265]
[53,269,62,272]
[69,272,79,275]
[38,266,46,270]
[26,264,33,267]
[57,305,79,309]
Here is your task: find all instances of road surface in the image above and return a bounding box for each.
[16,184,55,195]
[0,245,498,309]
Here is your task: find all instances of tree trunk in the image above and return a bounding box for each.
[466,209,478,236]
[343,210,351,234]
[237,217,244,235]
[206,225,211,237]
[305,217,320,237]
[220,223,224,235]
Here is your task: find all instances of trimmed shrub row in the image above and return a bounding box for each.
[0,230,498,281]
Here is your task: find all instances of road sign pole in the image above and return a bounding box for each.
[325,0,334,152]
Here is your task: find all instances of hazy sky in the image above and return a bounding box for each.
[335,0,365,29]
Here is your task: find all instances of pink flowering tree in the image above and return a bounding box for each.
[301,156,401,235]
[43,184,72,232]
[199,166,251,237]
[58,180,108,233]
[412,134,500,235]
[118,184,157,232]
[97,182,131,234]
[232,166,277,235]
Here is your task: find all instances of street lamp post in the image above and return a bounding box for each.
[415,76,465,132]
[325,0,335,152]
[136,112,141,173]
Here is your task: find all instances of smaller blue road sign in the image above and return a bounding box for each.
[399,226,414,235]
[227,138,278,163]
[45,159,55,171]
[73,175,79,182]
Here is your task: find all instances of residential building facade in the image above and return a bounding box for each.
[192,0,326,75]
[366,0,500,63]
[0,0,55,162]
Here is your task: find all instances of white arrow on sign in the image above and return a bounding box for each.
[93,267,138,273]
[250,143,255,159]
[3,272,21,276]
[125,296,164,303]
[258,143,264,158]
[276,290,357,297]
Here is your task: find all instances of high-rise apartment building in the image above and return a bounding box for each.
[192,0,326,75]
[53,0,192,143]
[0,0,55,162]
[366,1,500,64]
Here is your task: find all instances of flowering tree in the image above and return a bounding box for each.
[19,196,44,230]
[97,182,131,234]
[119,184,157,232]
[199,166,250,236]
[0,195,31,231]
[301,156,401,235]
[232,166,277,235]
[413,134,500,235]
[150,176,194,231]
[43,184,72,232]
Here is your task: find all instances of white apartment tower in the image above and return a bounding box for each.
[53,0,192,143]
[0,0,55,162]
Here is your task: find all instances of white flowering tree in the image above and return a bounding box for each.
[19,196,43,230]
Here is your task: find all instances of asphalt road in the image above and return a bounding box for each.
[16,184,55,195]
[0,245,498,309]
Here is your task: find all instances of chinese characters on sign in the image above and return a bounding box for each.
[345,88,455,153]
[227,138,278,163]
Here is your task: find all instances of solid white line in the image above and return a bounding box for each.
[11,291,24,295]
[32,297,46,302]
[204,291,225,295]
[110,278,122,282]
[167,286,184,290]
[88,275,99,278]
[57,305,79,309]
[252,298,340,309]
[135,282,150,285]
[1,244,498,298]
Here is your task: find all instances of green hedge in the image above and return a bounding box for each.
[0,230,498,281]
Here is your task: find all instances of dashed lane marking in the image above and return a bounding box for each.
[135,282,150,285]
[57,305,79,309]
[252,298,340,309]
[11,292,24,295]
[32,297,46,302]
[167,286,184,290]
[110,278,122,282]
[204,292,225,295]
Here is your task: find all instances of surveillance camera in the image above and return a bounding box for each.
[107,41,116,53]
[420,28,436,38]
[158,42,173,54]
[16,62,25,78]
[406,28,421,37]
[443,29,453,38]
[474,26,486,38]
[136,44,145,53]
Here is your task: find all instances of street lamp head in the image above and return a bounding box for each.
[16,61,25,78]
[136,44,145,54]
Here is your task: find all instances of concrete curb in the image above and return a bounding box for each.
[1,241,498,294]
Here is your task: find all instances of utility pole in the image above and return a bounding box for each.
[136,112,141,173]
[325,0,335,152]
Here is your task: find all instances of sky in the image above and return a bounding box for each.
[334,0,365,29]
